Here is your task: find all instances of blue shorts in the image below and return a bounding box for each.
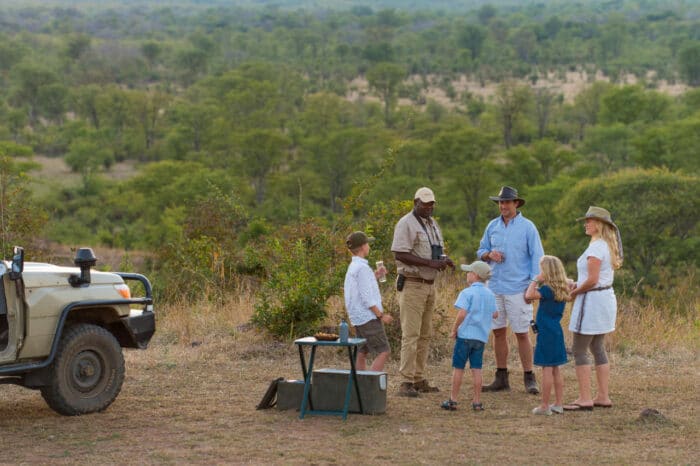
[452,338,485,370]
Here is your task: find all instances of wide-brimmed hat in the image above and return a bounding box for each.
[460,261,492,280]
[414,187,436,203]
[346,231,374,249]
[576,206,624,261]
[576,206,616,226]
[489,186,525,207]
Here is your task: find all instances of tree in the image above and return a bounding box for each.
[366,62,406,127]
[71,84,102,128]
[547,168,699,292]
[570,81,612,140]
[174,47,208,85]
[141,41,162,68]
[432,127,498,235]
[533,87,562,138]
[581,123,635,170]
[633,116,700,172]
[130,90,171,153]
[599,85,671,125]
[37,83,68,124]
[0,142,46,257]
[165,100,217,157]
[237,129,291,206]
[9,63,59,125]
[65,33,91,61]
[65,137,114,193]
[494,81,533,148]
[678,41,700,86]
[477,4,498,24]
[458,24,486,61]
[306,128,370,213]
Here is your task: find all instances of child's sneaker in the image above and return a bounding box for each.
[549,404,564,414]
[440,399,457,411]
[532,406,552,415]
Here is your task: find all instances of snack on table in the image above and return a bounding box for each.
[314,332,339,341]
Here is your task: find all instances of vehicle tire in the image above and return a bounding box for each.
[40,323,125,416]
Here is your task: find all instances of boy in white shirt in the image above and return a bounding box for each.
[343,231,393,371]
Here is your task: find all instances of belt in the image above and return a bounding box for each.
[575,285,613,332]
[404,276,434,285]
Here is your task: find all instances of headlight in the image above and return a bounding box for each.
[114,283,131,299]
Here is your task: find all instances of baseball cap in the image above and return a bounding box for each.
[460,261,492,280]
[346,231,374,249]
[414,187,435,203]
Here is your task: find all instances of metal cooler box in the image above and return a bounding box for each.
[311,368,387,414]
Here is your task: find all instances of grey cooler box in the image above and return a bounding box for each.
[276,379,306,411]
[311,368,387,415]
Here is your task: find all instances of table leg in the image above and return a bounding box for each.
[348,346,364,415]
[299,345,317,419]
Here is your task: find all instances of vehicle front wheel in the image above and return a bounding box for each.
[41,323,125,416]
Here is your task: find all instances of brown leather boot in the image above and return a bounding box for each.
[524,371,540,394]
[482,369,510,392]
[414,379,440,393]
[398,381,419,397]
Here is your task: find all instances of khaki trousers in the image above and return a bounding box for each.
[398,281,436,383]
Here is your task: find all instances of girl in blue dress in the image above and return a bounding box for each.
[525,255,571,415]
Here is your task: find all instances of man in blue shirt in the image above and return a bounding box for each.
[477,186,544,394]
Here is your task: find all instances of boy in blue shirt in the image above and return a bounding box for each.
[441,261,498,411]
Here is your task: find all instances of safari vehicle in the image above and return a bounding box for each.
[0,247,155,415]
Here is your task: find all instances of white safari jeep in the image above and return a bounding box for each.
[0,247,155,415]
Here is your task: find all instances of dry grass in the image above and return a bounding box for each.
[349,70,688,109]
[1,274,697,464]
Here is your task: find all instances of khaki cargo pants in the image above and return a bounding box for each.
[398,281,436,384]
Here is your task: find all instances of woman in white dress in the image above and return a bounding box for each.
[563,206,623,411]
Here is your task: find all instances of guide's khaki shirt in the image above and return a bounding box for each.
[391,211,444,281]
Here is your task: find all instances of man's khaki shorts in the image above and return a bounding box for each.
[492,293,533,334]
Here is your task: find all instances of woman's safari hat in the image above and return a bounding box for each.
[576,206,616,226]
[576,206,624,260]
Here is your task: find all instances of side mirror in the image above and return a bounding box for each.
[9,246,24,281]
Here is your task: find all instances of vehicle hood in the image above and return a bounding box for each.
[20,262,124,288]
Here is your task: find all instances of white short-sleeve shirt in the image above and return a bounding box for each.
[569,239,617,334]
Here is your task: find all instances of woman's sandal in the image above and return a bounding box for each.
[471,402,484,411]
[563,402,594,411]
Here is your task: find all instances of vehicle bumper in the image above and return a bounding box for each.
[121,310,156,349]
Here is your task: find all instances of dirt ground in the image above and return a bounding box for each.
[0,333,697,465]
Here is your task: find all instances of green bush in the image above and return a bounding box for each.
[252,223,346,339]
[546,168,699,298]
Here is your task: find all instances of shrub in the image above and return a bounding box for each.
[546,168,699,297]
[252,223,346,339]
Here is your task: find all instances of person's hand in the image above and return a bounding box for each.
[374,265,387,280]
[489,250,505,263]
[380,314,393,324]
[450,329,457,339]
[444,256,456,269]
[429,259,448,271]
[566,278,576,290]
[523,290,534,305]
